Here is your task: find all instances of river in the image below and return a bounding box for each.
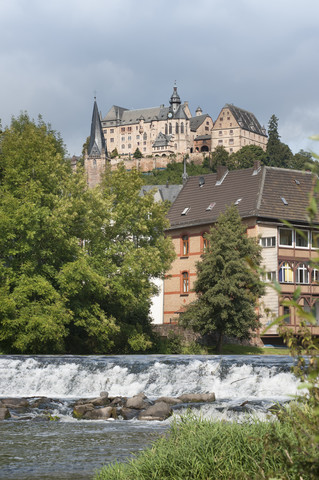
[0,354,298,479]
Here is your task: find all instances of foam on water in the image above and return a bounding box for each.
[0,355,299,403]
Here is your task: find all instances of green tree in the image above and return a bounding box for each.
[203,146,231,171]
[110,148,119,158]
[291,149,314,170]
[266,114,294,168]
[229,144,267,169]
[0,114,121,353]
[133,147,143,159]
[179,205,264,353]
[95,164,176,352]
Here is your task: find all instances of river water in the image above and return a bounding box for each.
[0,354,298,480]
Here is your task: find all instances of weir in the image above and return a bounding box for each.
[0,355,299,480]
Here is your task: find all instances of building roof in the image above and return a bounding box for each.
[166,166,317,230]
[153,132,173,148]
[141,184,183,203]
[222,104,267,137]
[88,99,107,157]
[190,114,211,132]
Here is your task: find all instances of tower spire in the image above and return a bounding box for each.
[88,98,107,158]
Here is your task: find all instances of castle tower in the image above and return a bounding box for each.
[169,84,181,114]
[84,98,108,188]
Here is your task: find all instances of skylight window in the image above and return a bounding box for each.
[206,202,216,211]
[295,179,300,185]
[234,198,242,205]
[281,197,288,205]
[181,207,190,216]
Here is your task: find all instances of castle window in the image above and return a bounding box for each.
[128,144,131,148]
[219,131,222,135]
[121,127,125,132]
[181,122,184,134]
[218,140,223,144]
[220,117,224,121]
[169,123,172,134]
[110,138,114,142]
[136,135,140,139]
[229,139,234,145]
[143,133,147,140]
[176,123,179,134]
[93,159,97,167]
[121,144,125,149]
[230,130,233,134]
[110,129,114,133]
[128,127,132,132]
[121,136,125,141]
[205,127,209,131]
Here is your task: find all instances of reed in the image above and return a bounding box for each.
[94,414,301,480]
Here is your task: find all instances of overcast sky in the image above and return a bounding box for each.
[1,0,318,156]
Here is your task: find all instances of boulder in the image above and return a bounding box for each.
[73,403,94,418]
[83,406,115,420]
[126,393,150,410]
[120,407,140,420]
[0,407,11,420]
[91,396,110,407]
[1,398,29,408]
[138,401,172,421]
[155,396,182,405]
[99,391,109,398]
[178,393,215,403]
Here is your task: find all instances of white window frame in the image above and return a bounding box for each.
[279,228,294,247]
[260,237,276,248]
[296,263,309,284]
[295,230,310,249]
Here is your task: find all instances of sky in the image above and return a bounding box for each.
[0,0,318,157]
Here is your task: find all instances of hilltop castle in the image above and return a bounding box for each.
[84,85,267,188]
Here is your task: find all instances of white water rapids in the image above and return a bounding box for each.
[0,355,300,480]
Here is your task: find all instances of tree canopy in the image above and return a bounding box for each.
[0,115,174,354]
[179,205,264,353]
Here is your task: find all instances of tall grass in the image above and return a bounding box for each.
[94,414,303,480]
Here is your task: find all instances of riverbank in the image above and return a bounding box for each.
[94,412,306,480]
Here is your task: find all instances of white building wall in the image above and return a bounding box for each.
[150,278,164,324]
[258,224,279,334]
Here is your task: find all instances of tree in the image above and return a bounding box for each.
[0,114,120,354]
[92,164,175,352]
[133,147,143,159]
[110,148,119,158]
[291,149,314,170]
[266,114,294,168]
[179,205,264,353]
[203,146,231,172]
[229,145,267,169]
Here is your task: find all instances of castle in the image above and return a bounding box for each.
[84,86,268,188]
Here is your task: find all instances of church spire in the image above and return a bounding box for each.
[169,83,181,114]
[88,97,107,158]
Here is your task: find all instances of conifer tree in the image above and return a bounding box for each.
[179,205,264,353]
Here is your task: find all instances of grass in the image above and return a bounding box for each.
[207,344,290,356]
[94,413,304,480]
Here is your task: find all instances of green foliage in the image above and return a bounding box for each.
[229,144,267,169]
[133,147,143,159]
[110,148,119,158]
[94,414,303,480]
[179,205,264,353]
[0,116,174,354]
[143,160,211,185]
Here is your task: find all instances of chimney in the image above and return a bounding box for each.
[216,165,228,185]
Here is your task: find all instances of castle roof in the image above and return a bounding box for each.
[190,114,211,131]
[222,104,267,137]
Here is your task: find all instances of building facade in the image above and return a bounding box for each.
[101,86,212,157]
[211,104,268,154]
[164,164,319,341]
